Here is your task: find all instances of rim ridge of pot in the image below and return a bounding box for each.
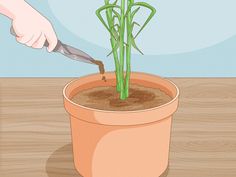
[63,72,179,126]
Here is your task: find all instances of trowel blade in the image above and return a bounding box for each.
[56,41,95,64]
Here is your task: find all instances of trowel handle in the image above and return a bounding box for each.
[10,26,60,52]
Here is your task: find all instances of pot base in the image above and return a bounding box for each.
[76,166,169,177]
[160,166,169,177]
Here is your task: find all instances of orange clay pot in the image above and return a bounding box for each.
[63,72,179,177]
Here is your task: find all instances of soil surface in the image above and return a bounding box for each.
[71,84,172,111]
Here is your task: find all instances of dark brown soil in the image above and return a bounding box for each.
[92,60,107,82]
[71,84,172,111]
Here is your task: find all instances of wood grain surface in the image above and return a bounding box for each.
[0,78,236,177]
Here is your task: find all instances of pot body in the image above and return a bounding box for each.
[63,72,179,177]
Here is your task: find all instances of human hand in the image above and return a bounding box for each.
[0,0,57,52]
[12,1,58,52]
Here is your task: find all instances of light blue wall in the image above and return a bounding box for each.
[0,0,235,77]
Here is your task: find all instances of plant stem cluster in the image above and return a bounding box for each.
[96,0,156,100]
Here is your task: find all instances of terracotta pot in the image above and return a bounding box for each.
[63,72,179,177]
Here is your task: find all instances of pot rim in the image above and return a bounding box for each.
[63,71,179,113]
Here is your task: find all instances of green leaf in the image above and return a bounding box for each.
[113,29,119,39]
[131,35,144,55]
[131,21,140,31]
[112,15,119,23]
[96,4,121,40]
[112,0,119,5]
[113,0,118,5]
[104,0,118,5]
[107,38,120,57]
[131,7,141,19]
[111,24,120,31]
[127,2,156,39]
[112,9,121,20]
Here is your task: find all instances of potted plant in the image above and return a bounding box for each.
[63,0,179,177]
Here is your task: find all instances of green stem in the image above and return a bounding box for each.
[105,1,121,92]
[97,0,156,101]
[125,0,133,98]
[113,44,121,92]
[119,0,126,100]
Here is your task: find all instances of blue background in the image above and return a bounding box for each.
[0,0,235,77]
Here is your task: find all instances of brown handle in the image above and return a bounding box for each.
[44,40,49,48]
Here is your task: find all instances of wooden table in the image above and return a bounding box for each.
[1,78,236,177]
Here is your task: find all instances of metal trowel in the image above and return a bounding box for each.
[10,27,98,65]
